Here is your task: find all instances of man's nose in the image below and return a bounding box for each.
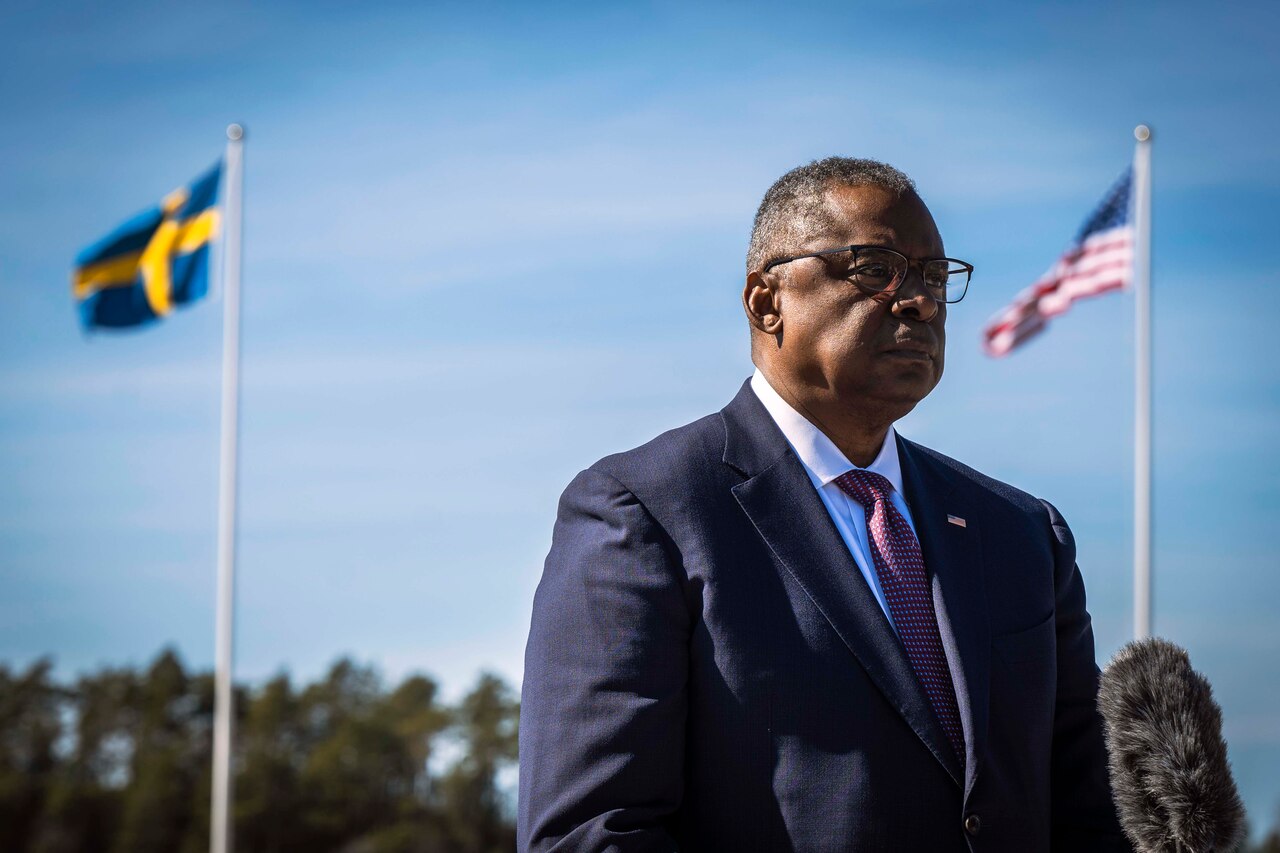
[890,268,940,322]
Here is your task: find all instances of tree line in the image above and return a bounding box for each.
[0,650,517,852]
[3,650,1279,852]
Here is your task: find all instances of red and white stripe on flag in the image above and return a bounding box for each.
[983,168,1135,357]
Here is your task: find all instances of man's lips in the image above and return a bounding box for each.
[882,341,936,360]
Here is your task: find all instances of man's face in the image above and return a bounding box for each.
[766,183,947,418]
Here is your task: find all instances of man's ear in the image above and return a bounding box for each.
[743,270,783,336]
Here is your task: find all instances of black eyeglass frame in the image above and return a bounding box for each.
[762,244,974,304]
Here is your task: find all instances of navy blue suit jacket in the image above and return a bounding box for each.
[519,382,1129,852]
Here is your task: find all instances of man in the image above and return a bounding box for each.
[519,158,1129,852]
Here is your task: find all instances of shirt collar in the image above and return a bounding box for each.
[749,368,904,494]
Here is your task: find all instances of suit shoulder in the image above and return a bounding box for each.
[584,411,728,499]
[906,439,1052,519]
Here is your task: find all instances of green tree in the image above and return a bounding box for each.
[1254,811,1280,853]
[111,649,209,853]
[0,659,63,851]
[438,672,519,853]
[3,651,522,852]
[293,660,433,847]
[381,675,450,801]
[31,664,138,853]
[236,673,304,852]
[342,674,453,852]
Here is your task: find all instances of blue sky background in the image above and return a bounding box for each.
[3,0,1278,834]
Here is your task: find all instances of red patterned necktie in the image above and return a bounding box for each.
[832,468,966,765]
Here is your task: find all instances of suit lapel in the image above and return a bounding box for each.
[722,384,964,787]
[897,436,991,796]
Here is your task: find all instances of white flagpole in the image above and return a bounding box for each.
[1132,124,1153,640]
[210,122,245,853]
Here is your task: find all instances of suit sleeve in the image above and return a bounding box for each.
[518,468,690,853]
[1041,500,1134,853]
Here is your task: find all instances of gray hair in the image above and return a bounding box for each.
[746,157,917,274]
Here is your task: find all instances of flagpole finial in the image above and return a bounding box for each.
[1134,124,1151,142]
[226,123,245,141]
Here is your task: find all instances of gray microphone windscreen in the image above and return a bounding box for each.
[1098,638,1245,853]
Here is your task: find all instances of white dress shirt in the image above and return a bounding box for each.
[750,369,921,630]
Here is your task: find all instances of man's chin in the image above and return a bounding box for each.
[830,377,937,422]
[885,364,941,401]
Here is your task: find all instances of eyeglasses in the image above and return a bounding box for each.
[763,245,973,304]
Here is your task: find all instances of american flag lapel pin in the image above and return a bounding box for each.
[947,514,967,528]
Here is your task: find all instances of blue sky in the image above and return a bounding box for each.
[3,0,1278,833]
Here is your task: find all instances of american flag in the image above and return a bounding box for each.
[983,169,1134,357]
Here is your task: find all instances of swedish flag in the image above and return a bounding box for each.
[73,163,222,329]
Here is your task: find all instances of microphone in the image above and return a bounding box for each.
[1098,638,1245,853]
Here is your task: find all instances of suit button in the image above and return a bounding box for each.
[964,814,981,836]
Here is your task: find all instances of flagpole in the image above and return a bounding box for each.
[1132,124,1153,640]
[210,123,245,853]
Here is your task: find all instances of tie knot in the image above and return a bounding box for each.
[833,468,894,505]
